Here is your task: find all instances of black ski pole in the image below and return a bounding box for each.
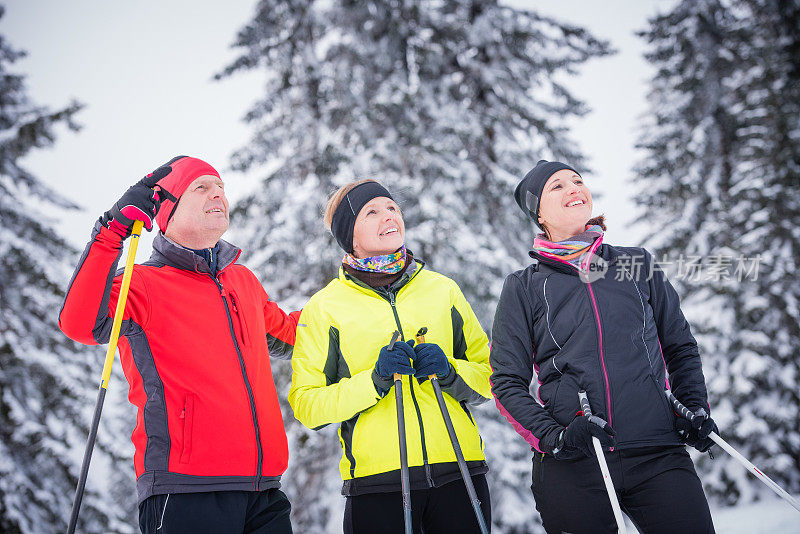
[388,330,413,534]
[416,327,489,534]
[68,220,144,534]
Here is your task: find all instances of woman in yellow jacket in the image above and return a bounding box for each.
[289,179,493,533]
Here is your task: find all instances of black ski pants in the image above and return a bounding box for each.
[344,474,491,533]
[531,445,714,534]
[138,489,292,534]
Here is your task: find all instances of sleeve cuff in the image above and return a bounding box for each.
[550,429,566,455]
[371,368,394,398]
[435,363,457,387]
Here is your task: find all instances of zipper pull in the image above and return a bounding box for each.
[179,408,185,419]
[389,292,396,306]
[230,293,238,312]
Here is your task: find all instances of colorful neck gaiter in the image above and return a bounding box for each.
[532,225,604,268]
[343,246,407,274]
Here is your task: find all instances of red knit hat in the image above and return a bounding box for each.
[154,156,221,232]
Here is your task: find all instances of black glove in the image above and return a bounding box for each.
[411,342,451,381]
[554,414,616,459]
[100,165,173,237]
[676,407,717,453]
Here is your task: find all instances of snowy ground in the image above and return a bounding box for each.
[588,499,800,534]
[616,498,800,533]
[709,499,800,534]
[609,497,800,533]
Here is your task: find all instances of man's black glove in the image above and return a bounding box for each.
[100,165,173,237]
[553,414,616,459]
[372,339,415,396]
[411,342,451,381]
[676,407,717,453]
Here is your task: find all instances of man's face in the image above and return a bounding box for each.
[164,174,229,248]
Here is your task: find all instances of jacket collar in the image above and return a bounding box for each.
[150,232,241,275]
[530,242,620,276]
[340,257,424,296]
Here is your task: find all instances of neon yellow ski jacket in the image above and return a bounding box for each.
[289,261,491,489]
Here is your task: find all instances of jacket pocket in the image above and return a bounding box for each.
[228,290,251,347]
[650,375,675,428]
[549,372,580,427]
[179,395,194,464]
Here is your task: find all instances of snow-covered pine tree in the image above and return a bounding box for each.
[0,6,135,532]
[218,1,610,531]
[636,0,800,504]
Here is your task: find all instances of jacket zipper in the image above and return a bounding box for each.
[387,292,403,338]
[538,247,614,438]
[585,281,613,434]
[213,276,264,489]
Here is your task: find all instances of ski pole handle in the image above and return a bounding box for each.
[388,330,401,351]
[665,390,697,422]
[578,389,593,418]
[415,327,439,380]
[416,326,427,344]
[388,331,403,382]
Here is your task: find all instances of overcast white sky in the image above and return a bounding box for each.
[4,0,676,256]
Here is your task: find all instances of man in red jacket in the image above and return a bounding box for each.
[60,156,299,533]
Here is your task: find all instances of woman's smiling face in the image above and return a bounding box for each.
[351,196,405,258]
[537,169,593,240]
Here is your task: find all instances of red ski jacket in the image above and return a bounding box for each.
[59,224,299,503]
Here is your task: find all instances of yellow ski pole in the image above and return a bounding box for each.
[67,220,144,534]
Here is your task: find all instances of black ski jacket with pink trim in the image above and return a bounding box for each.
[490,241,710,458]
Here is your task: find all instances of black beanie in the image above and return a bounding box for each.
[514,160,580,229]
[331,181,394,253]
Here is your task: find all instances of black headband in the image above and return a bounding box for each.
[331,181,394,253]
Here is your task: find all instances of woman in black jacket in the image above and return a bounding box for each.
[490,160,717,534]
